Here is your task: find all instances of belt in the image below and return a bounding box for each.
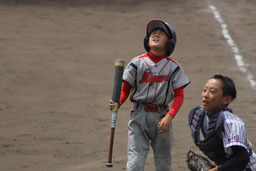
[134,102,167,112]
[144,104,159,112]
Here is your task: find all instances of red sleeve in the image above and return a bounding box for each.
[167,87,184,118]
[119,80,132,106]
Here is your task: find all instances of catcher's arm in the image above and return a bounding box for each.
[187,146,250,171]
[210,146,250,171]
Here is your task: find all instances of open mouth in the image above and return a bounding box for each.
[153,38,159,42]
[202,100,209,106]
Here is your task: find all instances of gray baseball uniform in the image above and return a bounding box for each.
[123,53,190,171]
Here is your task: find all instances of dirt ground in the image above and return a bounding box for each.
[0,0,255,171]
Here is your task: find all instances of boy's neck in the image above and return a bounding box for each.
[206,105,227,116]
[148,51,167,63]
[150,49,166,56]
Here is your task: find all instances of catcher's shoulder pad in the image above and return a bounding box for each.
[188,106,204,141]
[214,107,231,137]
[188,106,203,126]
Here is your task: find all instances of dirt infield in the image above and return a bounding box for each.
[0,0,255,171]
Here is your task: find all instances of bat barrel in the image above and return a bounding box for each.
[112,59,125,104]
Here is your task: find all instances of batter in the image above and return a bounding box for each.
[109,20,190,171]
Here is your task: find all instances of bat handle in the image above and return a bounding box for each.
[106,112,117,167]
[106,129,115,167]
[106,128,115,167]
[106,162,113,167]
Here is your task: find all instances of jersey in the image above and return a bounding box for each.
[123,53,190,106]
[203,110,256,170]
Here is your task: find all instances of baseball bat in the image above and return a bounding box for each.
[106,59,125,167]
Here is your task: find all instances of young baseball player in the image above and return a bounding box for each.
[109,20,190,171]
[188,74,256,171]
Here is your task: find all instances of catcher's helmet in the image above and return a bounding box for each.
[144,20,176,56]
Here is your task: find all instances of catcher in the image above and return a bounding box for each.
[187,75,256,171]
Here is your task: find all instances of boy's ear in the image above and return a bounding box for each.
[223,95,232,106]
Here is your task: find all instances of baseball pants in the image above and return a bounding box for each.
[126,103,173,171]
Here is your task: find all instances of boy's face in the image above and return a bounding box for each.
[201,78,231,114]
[148,28,169,52]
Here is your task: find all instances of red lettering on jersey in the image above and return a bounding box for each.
[139,72,151,84]
[139,72,169,86]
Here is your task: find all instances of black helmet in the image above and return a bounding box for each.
[144,20,176,56]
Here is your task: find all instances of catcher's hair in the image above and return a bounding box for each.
[211,74,237,100]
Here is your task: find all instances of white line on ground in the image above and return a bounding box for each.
[208,4,256,88]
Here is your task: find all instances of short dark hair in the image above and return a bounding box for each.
[212,74,237,100]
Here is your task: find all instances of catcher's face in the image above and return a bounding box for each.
[201,78,231,115]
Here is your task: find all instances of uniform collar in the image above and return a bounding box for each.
[147,51,167,63]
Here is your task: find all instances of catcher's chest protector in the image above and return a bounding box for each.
[188,106,231,165]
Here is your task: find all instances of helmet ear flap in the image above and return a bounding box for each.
[144,36,150,52]
[166,39,175,56]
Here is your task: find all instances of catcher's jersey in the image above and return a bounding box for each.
[123,53,190,105]
[204,110,256,170]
